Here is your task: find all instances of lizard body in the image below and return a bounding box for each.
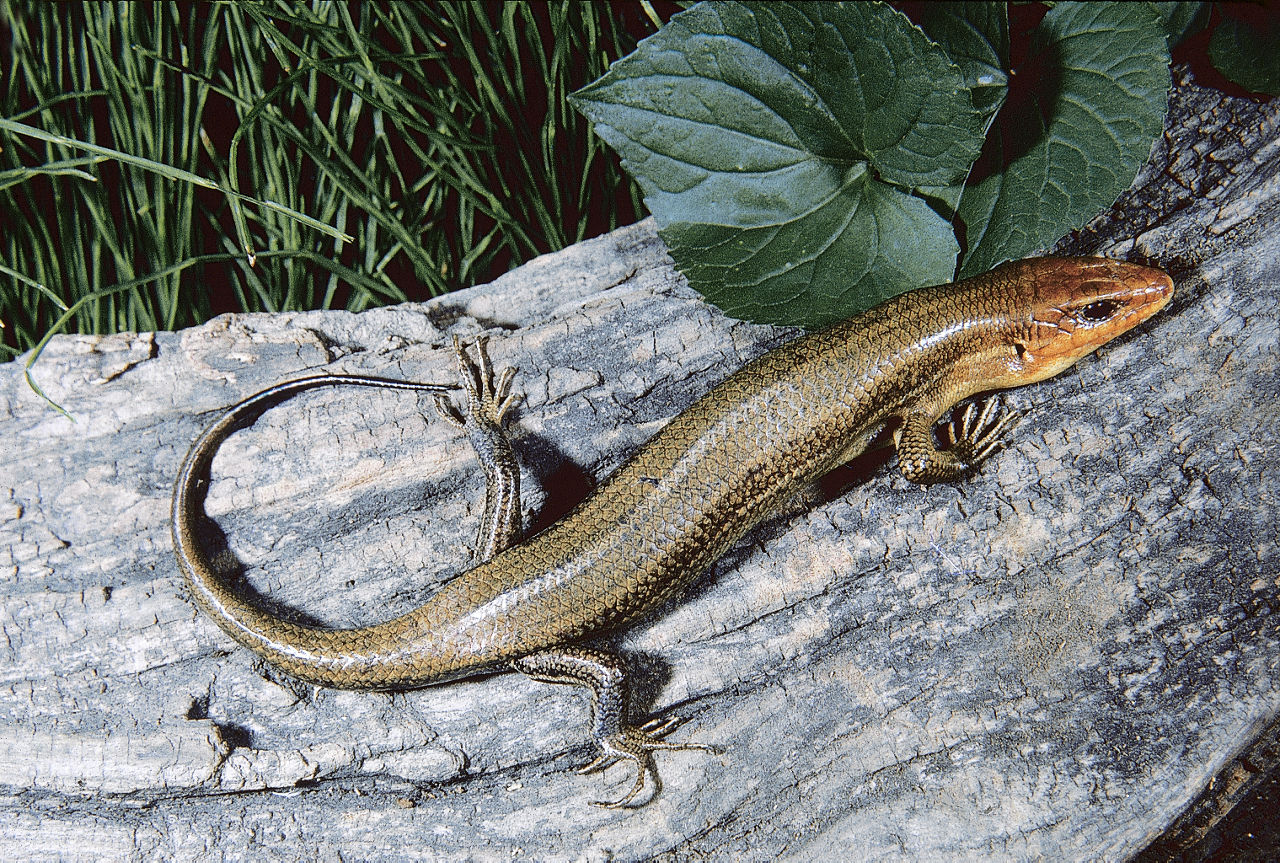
[172,256,1173,805]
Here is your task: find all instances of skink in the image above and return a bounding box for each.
[172,256,1174,806]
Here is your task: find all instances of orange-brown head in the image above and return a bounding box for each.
[980,256,1174,388]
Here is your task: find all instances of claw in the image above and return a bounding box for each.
[432,392,465,428]
[637,715,683,739]
[594,753,650,808]
[494,366,519,422]
[576,753,617,775]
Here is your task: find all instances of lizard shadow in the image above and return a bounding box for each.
[178,395,340,630]
[184,501,335,630]
[514,433,596,535]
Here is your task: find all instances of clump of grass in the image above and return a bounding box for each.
[0,1,661,360]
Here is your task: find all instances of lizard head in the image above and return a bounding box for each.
[990,256,1174,387]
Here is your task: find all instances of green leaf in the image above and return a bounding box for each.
[664,164,958,327]
[572,1,983,328]
[912,2,1009,123]
[1149,2,1209,49]
[909,2,1009,213]
[1209,12,1280,97]
[957,3,1170,278]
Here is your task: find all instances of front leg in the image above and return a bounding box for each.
[895,397,1021,484]
[512,647,717,808]
[433,337,523,560]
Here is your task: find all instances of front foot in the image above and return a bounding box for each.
[897,396,1022,484]
[580,716,718,809]
[944,397,1022,469]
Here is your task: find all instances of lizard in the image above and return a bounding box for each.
[172,255,1174,806]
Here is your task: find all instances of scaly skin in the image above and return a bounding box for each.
[172,256,1173,805]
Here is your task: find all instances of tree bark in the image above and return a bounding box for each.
[1,69,1277,861]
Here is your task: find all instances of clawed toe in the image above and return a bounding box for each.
[592,755,650,809]
[638,715,680,737]
[947,397,1022,467]
[576,753,615,775]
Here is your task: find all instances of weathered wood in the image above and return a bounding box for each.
[1,68,1276,861]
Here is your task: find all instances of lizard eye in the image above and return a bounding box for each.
[1077,299,1122,324]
